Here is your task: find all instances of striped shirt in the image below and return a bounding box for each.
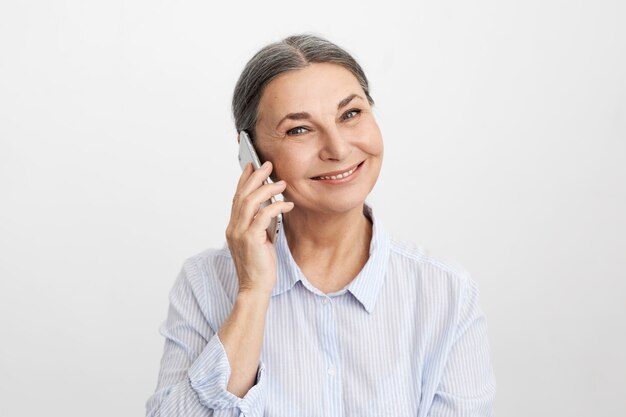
[146,205,496,417]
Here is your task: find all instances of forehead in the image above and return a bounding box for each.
[258,63,363,119]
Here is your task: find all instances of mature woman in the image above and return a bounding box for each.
[146,34,496,417]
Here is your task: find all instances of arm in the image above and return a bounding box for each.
[427,276,497,417]
[146,162,293,417]
[144,265,267,417]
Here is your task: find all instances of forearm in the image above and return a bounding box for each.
[218,290,271,398]
[147,378,216,417]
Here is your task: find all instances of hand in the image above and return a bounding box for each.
[225,161,295,296]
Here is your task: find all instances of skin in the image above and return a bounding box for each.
[218,62,384,397]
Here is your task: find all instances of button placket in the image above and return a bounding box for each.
[317,295,343,416]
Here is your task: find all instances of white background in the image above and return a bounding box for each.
[1,1,625,416]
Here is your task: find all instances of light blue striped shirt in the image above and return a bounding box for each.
[146,205,496,416]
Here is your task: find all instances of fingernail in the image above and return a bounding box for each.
[262,161,271,168]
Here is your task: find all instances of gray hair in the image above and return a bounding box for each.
[232,34,374,141]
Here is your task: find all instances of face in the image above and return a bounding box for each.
[253,62,384,216]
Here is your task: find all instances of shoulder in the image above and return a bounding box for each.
[385,235,476,301]
[176,245,238,302]
[384,236,484,339]
[388,236,469,279]
[168,246,237,331]
[181,246,234,278]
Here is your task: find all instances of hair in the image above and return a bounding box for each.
[232,34,374,141]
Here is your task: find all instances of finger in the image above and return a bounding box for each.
[238,180,288,225]
[238,161,275,199]
[248,201,295,238]
[233,161,275,224]
[231,162,255,218]
[236,162,255,191]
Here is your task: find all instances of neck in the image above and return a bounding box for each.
[282,204,373,283]
[284,204,371,247]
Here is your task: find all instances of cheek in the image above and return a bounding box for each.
[271,150,306,182]
[356,121,384,156]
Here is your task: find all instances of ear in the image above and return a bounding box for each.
[236,132,240,144]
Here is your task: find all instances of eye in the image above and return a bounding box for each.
[342,108,361,121]
[286,126,309,136]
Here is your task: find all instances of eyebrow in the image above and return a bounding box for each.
[337,93,361,110]
[275,93,364,129]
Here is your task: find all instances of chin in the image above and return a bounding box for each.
[318,198,367,215]
[293,187,374,216]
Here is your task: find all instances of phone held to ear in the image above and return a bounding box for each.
[238,130,284,243]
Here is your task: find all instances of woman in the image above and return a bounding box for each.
[146,34,496,417]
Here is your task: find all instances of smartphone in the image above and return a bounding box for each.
[237,130,284,242]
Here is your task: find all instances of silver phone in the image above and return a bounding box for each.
[237,130,284,242]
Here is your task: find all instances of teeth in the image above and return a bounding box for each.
[316,165,358,180]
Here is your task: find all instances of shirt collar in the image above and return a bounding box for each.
[272,203,390,314]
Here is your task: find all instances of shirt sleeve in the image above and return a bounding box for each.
[145,261,267,417]
[427,275,497,417]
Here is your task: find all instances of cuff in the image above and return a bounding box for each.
[188,333,266,417]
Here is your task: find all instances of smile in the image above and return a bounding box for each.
[311,161,364,181]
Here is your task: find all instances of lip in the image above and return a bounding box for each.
[311,161,364,179]
[310,161,365,184]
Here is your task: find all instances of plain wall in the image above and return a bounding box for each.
[1,1,625,416]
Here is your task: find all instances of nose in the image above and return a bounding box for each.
[318,125,351,161]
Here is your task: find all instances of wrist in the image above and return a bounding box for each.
[235,288,272,308]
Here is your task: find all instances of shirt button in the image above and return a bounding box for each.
[327,367,336,376]
[322,298,329,304]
